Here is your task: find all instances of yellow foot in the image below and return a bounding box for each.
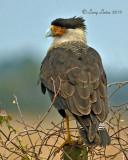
[56,136,83,153]
[56,137,73,153]
[74,136,83,145]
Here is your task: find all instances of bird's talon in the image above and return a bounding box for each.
[56,137,74,153]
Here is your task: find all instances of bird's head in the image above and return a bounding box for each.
[45,17,86,43]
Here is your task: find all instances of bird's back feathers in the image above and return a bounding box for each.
[39,41,110,146]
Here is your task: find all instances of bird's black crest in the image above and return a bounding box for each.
[51,17,86,30]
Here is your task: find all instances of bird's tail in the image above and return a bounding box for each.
[79,123,110,147]
[98,123,110,147]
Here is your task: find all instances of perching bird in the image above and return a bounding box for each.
[39,17,110,151]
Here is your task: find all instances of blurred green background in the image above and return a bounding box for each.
[1,48,128,118]
[0,49,51,116]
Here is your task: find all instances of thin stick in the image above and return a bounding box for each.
[13,95,36,158]
[107,81,128,87]
[36,76,61,129]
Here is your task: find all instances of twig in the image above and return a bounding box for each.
[13,95,36,159]
[36,76,61,129]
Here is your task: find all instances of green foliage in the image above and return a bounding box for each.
[0,116,4,124]
[0,114,12,129]
[16,137,23,143]
[21,154,31,160]
[63,145,88,160]
[4,118,11,129]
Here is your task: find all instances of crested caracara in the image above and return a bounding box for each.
[39,17,110,151]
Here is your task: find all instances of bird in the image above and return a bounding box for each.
[39,17,110,151]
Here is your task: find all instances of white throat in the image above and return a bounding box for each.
[52,28,86,46]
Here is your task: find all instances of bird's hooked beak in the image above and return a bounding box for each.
[45,28,54,38]
[45,25,66,38]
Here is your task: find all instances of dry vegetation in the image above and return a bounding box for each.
[0,80,128,160]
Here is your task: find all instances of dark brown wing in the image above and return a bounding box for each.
[40,46,109,143]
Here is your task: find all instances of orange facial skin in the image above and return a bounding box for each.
[50,25,66,36]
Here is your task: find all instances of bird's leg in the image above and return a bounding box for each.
[65,114,72,140]
[56,114,73,152]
